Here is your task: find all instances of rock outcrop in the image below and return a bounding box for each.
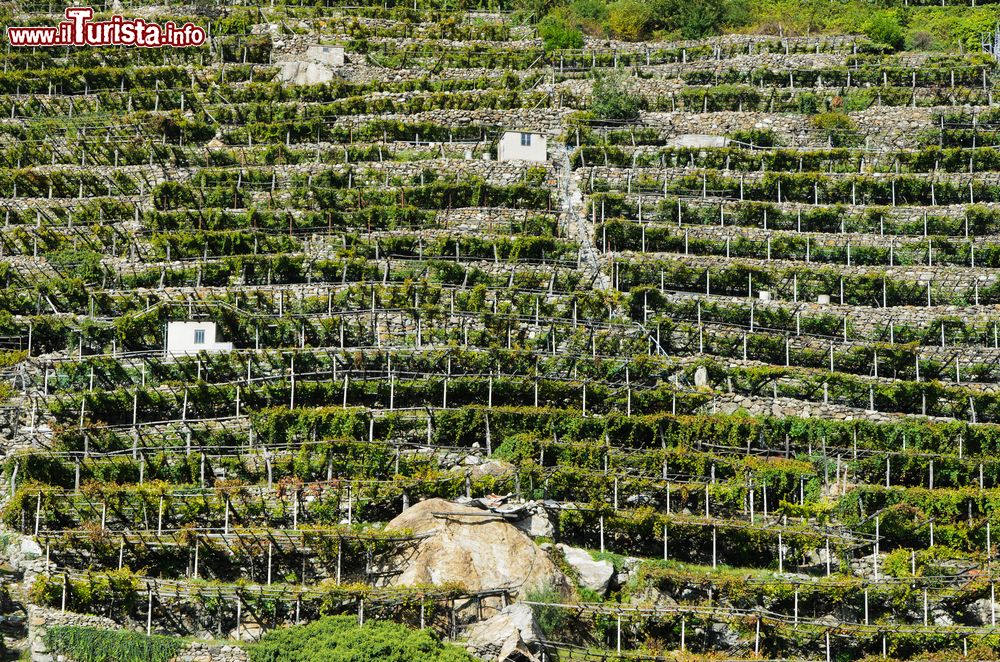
[556,544,615,595]
[383,498,567,598]
[453,495,556,539]
[508,502,555,539]
[463,603,542,662]
[275,45,345,85]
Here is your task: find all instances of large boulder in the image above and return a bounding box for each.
[383,498,567,598]
[488,499,556,539]
[709,621,742,649]
[464,603,542,662]
[277,61,337,85]
[614,556,642,588]
[556,544,614,595]
[276,47,344,85]
[451,458,517,481]
[5,534,45,579]
[510,503,555,539]
[970,598,993,625]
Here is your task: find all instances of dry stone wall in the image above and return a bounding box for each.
[27,607,248,662]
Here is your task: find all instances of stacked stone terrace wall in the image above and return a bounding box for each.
[27,606,249,662]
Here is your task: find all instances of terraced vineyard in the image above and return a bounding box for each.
[4,1,1000,661]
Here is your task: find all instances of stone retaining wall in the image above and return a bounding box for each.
[27,606,249,662]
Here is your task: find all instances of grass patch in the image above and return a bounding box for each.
[43,626,183,662]
[247,615,474,662]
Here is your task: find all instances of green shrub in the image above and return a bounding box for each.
[569,0,610,23]
[525,585,569,639]
[842,89,875,113]
[798,91,820,115]
[864,13,905,51]
[664,0,746,39]
[909,30,935,50]
[44,249,104,282]
[549,0,744,39]
[591,73,646,121]
[728,129,779,147]
[248,616,475,662]
[811,111,860,148]
[607,0,654,40]
[43,626,182,662]
[538,10,584,50]
[932,8,1000,52]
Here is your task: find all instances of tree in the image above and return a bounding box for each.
[569,0,609,22]
[607,0,655,41]
[674,0,742,38]
[538,10,584,50]
[865,14,905,51]
[591,72,647,122]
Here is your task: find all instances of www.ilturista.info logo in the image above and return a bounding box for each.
[7,7,206,47]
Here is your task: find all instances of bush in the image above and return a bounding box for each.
[865,14,905,51]
[667,0,745,39]
[591,73,646,122]
[525,585,569,638]
[798,91,820,114]
[909,30,934,50]
[43,626,181,662]
[538,10,584,50]
[811,111,860,148]
[248,616,475,662]
[607,0,655,40]
[549,0,743,39]
[45,248,104,282]
[728,129,779,147]
[569,0,610,22]
[842,89,875,113]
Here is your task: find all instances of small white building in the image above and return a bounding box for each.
[166,321,233,356]
[497,130,547,163]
